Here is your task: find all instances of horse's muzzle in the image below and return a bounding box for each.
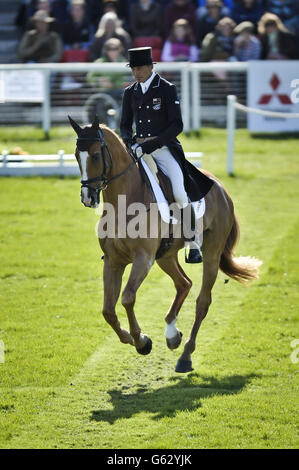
[81,186,100,208]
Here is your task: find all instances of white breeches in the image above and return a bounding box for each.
[142,146,201,250]
[146,146,189,208]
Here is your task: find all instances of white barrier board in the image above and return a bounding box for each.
[0,70,44,103]
[248,61,299,132]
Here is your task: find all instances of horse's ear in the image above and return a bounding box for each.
[91,114,100,131]
[68,115,82,135]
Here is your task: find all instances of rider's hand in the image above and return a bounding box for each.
[140,137,162,155]
[131,143,143,159]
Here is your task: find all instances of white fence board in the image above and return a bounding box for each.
[0,152,202,176]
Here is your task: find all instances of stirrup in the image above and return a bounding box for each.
[185,247,203,264]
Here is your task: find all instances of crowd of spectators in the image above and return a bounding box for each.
[14,0,299,65]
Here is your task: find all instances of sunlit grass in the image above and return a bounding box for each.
[0,127,298,448]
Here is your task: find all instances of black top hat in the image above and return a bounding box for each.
[127,47,154,67]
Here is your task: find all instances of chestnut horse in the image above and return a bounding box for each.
[69,115,261,373]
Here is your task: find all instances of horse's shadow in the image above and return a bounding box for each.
[90,373,259,424]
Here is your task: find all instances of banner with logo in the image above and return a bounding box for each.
[248,61,299,132]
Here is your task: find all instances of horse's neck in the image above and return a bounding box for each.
[102,131,145,207]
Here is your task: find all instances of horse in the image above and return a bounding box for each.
[69,114,262,373]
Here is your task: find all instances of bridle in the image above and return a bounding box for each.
[77,128,141,202]
[78,127,112,194]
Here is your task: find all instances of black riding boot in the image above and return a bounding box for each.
[181,204,203,264]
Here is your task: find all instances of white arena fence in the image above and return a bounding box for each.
[0,150,203,177]
[0,62,249,132]
[226,94,299,175]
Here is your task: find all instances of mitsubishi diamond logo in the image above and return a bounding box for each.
[258,74,292,105]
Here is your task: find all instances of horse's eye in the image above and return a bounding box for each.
[92,152,101,161]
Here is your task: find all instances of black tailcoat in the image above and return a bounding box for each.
[120,73,214,201]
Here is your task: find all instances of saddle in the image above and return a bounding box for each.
[137,155,176,259]
[138,154,174,206]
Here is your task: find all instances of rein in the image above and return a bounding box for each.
[77,128,142,192]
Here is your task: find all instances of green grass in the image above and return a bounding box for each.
[0,126,298,448]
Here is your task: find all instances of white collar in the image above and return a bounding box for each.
[140,72,156,94]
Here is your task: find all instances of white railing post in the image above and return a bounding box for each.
[192,67,200,132]
[227,95,236,176]
[42,69,51,139]
[2,150,8,168]
[198,71,201,131]
[58,149,64,173]
[181,65,190,133]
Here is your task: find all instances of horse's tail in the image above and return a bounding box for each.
[219,212,262,284]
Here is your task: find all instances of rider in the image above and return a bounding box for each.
[120,47,214,263]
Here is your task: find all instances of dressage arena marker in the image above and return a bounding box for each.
[226,95,299,176]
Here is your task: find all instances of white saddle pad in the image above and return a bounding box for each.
[140,158,206,224]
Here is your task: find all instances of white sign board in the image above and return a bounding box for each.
[248,61,299,132]
[0,70,44,103]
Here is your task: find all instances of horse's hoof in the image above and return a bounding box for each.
[175,358,193,373]
[166,331,183,350]
[136,337,152,355]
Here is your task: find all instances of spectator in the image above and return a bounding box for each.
[33,0,68,25]
[37,0,68,24]
[257,12,298,59]
[130,0,162,38]
[161,18,199,61]
[196,0,225,46]
[84,0,103,29]
[90,12,132,60]
[231,0,265,27]
[103,1,127,19]
[163,0,198,38]
[102,0,131,30]
[87,38,130,102]
[15,0,65,34]
[265,0,299,34]
[197,0,232,18]
[62,0,94,49]
[233,20,261,60]
[17,9,63,62]
[85,0,130,29]
[200,16,236,61]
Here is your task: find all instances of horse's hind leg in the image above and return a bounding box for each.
[175,240,221,373]
[121,251,154,355]
[157,254,192,350]
[102,256,134,346]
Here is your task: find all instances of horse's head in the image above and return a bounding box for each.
[69,114,111,208]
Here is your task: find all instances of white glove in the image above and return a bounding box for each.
[131,143,143,159]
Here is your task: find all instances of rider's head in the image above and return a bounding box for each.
[127,47,154,83]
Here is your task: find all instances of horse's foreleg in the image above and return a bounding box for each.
[102,256,134,346]
[121,251,154,354]
[175,253,220,373]
[157,255,192,350]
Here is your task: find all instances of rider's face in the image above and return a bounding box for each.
[131,65,153,83]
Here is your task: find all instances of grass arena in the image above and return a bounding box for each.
[0,126,298,449]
